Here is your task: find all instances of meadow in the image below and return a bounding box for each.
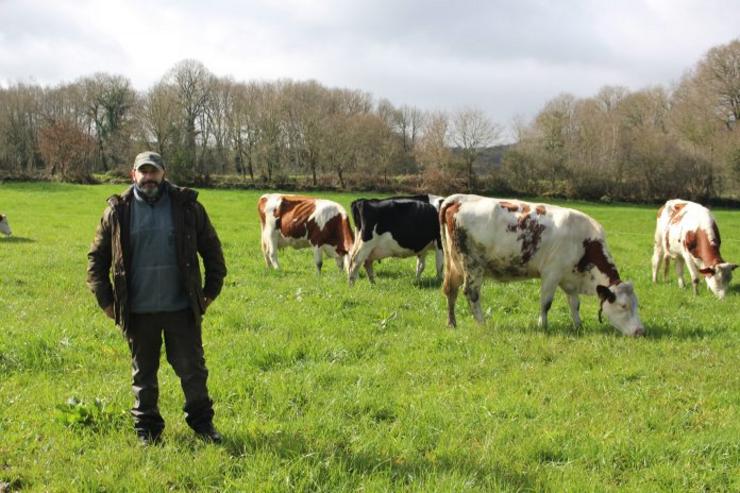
[0,182,738,492]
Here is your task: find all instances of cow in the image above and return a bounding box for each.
[440,194,644,336]
[0,214,10,236]
[652,199,736,299]
[348,194,444,285]
[257,194,354,273]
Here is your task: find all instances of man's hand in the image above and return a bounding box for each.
[103,304,115,319]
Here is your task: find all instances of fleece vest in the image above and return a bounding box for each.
[129,187,190,313]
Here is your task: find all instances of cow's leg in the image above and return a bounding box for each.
[463,269,484,325]
[651,243,663,283]
[663,255,671,282]
[314,248,323,274]
[434,247,444,280]
[415,253,427,283]
[682,254,701,295]
[538,276,559,330]
[364,259,376,284]
[565,291,581,328]
[335,255,344,272]
[675,256,686,288]
[263,231,280,269]
[261,237,270,268]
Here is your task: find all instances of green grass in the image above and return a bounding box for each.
[0,182,738,492]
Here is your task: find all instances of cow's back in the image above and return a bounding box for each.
[442,194,603,279]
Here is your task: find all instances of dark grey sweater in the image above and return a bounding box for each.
[129,186,190,313]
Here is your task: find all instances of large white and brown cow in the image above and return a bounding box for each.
[440,194,644,336]
[0,214,11,236]
[258,194,354,273]
[348,194,444,285]
[652,199,736,299]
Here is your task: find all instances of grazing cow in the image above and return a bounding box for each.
[258,194,354,273]
[0,214,10,236]
[348,194,444,285]
[652,199,736,299]
[440,194,644,336]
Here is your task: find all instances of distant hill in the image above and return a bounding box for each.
[450,144,512,173]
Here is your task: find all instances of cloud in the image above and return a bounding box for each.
[1,0,738,133]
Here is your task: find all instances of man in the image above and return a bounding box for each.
[87,151,227,445]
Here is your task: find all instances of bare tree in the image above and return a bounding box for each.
[80,73,136,171]
[165,59,213,179]
[449,107,502,191]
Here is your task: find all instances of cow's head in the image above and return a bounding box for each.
[0,214,11,236]
[596,282,644,336]
[700,263,737,299]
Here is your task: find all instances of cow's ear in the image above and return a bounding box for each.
[699,267,716,276]
[597,285,616,303]
[729,263,738,271]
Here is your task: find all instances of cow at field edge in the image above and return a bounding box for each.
[258,194,354,273]
[0,214,10,236]
[652,199,736,299]
[440,194,644,336]
[348,194,444,285]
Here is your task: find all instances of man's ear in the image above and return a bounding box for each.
[597,285,616,303]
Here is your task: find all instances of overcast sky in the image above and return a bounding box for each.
[1,0,738,138]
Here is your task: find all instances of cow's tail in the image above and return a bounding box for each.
[439,198,462,287]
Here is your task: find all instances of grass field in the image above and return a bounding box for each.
[0,182,738,492]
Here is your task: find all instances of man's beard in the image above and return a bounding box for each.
[135,180,163,200]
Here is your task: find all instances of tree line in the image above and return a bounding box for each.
[0,39,738,202]
[500,39,740,202]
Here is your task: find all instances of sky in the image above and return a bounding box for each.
[1,0,738,138]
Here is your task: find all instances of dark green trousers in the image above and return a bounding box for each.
[126,309,214,435]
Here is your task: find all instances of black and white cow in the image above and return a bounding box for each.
[348,194,444,285]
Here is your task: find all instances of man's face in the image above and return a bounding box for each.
[131,165,165,197]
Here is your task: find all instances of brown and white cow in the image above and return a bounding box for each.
[652,199,736,299]
[440,194,644,336]
[0,214,10,236]
[258,194,354,273]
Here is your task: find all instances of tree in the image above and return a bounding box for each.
[449,107,502,191]
[164,59,213,179]
[80,73,136,171]
[137,82,180,160]
[38,120,95,182]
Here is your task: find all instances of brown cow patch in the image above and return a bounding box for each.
[684,227,723,266]
[306,215,339,249]
[535,205,546,215]
[257,197,268,227]
[576,239,621,285]
[668,203,687,224]
[278,198,317,239]
[506,210,545,264]
[499,201,519,212]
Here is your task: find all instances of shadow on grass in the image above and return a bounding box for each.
[413,277,442,289]
[0,236,35,243]
[727,284,740,295]
[641,322,730,340]
[220,429,539,490]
